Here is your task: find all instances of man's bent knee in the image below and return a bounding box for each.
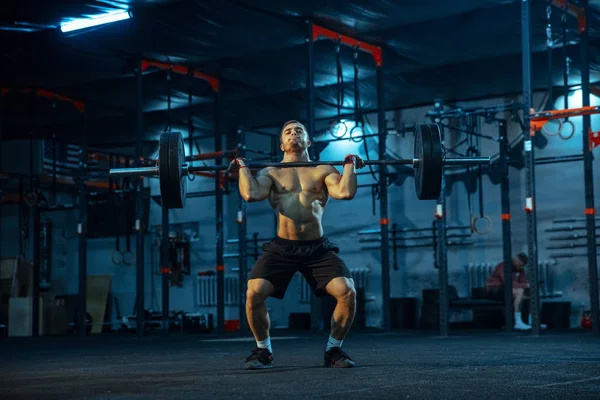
[513,288,524,296]
[342,286,356,304]
[326,277,356,302]
[246,278,274,305]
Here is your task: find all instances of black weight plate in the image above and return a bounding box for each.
[427,124,443,200]
[413,124,429,199]
[414,124,443,200]
[159,131,187,208]
[169,131,187,208]
[158,132,170,207]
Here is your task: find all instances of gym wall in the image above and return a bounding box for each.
[2,92,598,329]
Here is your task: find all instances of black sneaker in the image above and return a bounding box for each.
[324,347,356,368]
[244,348,274,370]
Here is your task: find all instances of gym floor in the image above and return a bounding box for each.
[1,330,599,399]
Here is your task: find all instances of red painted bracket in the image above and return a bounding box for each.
[1,87,85,112]
[551,0,586,33]
[590,129,600,151]
[141,59,219,93]
[312,24,382,67]
[530,105,600,134]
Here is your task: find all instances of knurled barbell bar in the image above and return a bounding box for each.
[109,123,491,209]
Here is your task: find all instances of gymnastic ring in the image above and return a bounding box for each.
[122,250,136,266]
[559,119,576,140]
[350,124,364,142]
[541,118,562,137]
[471,215,492,234]
[24,191,37,207]
[112,249,124,265]
[329,119,347,138]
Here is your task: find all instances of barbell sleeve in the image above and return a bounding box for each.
[444,156,490,166]
[109,166,160,177]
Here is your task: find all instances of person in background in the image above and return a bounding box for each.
[486,252,532,330]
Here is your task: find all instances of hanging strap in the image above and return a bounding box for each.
[188,71,193,158]
[477,165,484,218]
[351,44,365,143]
[187,72,196,182]
[165,68,172,133]
[329,39,347,139]
[466,116,477,220]
[336,38,343,120]
[546,5,554,108]
[562,11,570,115]
[353,44,361,127]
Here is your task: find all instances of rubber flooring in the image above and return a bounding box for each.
[1,330,599,399]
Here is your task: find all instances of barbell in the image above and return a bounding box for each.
[109,124,490,209]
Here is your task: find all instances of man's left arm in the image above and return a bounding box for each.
[514,269,530,288]
[324,154,365,200]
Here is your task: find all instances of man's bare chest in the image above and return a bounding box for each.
[270,168,326,195]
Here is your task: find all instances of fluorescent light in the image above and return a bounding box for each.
[60,10,130,33]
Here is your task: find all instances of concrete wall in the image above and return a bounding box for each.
[1,136,232,324]
[234,91,600,328]
[1,90,599,330]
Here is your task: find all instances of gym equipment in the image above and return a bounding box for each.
[109,123,491,209]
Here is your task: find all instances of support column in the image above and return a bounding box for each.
[237,130,248,335]
[215,89,225,334]
[271,136,278,234]
[135,60,145,337]
[77,111,89,337]
[377,52,390,331]
[521,0,541,335]
[161,208,169,333]
[499,120,513,332]
[29,136,40,337]
[0,96,3,264]
[32,199,41,336]
[434,100,448,337]
[307,21,321,331]
[580,0,599,334]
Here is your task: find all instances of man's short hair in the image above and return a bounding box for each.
[280,120,307,142]
[516,252,529,265]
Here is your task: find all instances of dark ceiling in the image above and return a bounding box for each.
[1,0,600,151]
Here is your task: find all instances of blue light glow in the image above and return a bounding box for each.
[60,10,130,33]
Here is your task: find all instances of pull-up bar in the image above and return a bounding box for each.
[1,87,85,112]
[530,105,600,124]
[312,24,382,67]
[529,106,600,149]
[141,59,220,93]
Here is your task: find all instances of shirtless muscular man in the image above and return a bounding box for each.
[229,120,365,369]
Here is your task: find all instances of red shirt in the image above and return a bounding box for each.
[486,262,529,290]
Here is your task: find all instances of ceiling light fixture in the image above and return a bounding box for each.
[60,10,131,33]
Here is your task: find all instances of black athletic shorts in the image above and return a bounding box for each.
[248,236,352,299]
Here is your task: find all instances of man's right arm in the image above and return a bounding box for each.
[239,167,273,202]
[485,263,504,289]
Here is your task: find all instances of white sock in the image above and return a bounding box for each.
[257,337,272,353]
[514,312,524,324]
[325,336,343,352]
